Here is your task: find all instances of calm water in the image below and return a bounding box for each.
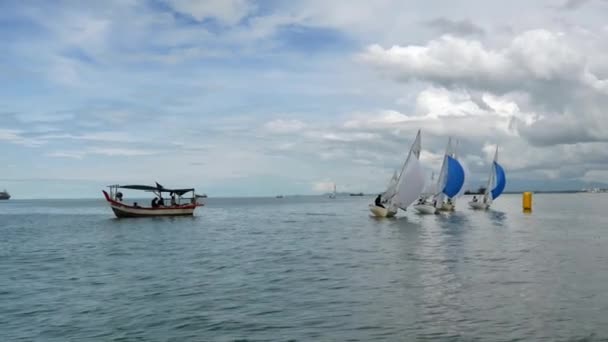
[1,194,608,341]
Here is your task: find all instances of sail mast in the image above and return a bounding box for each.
[434,138,452,206]
[484,146,498,202]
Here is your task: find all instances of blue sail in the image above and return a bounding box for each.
[491,162,506,200]
[442,156,465,198]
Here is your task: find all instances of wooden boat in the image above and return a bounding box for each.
[102,183,203,218]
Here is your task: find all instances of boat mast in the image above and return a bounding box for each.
[434,137,452,206]
[483,146,498,203]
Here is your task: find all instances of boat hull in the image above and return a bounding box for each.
[103,190,199,218]
[369,204,397,218]
[437,202,455,212]
[110,204,195,218]
[413,204,437,215]
[468,201,489,210]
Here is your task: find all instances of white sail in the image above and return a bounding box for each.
[392,156,425,210]
[383,170,399,199]
[483,146,499,205]
[421,172,437,197]
[433,138,452,207]
[389,130,425,210]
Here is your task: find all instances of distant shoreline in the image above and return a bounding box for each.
[7,190,607,200]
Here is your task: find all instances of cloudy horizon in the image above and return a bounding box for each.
[2,0,608,198]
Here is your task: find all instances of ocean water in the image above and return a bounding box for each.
[1,194,608,341]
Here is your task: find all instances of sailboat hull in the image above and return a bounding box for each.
[369,204,397,218]
[413,204,437,215]
[468,201,489,210]
[437,202,455,211]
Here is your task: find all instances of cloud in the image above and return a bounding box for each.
[164,0,255,25]
[0,129,47,147]
[312,180,334,193]
[263,119,307,133]
[47,147,160,159]
[561,0,592,10]
[359,30,589,93]
[15,112,75,123]
[359,29,608,149]
[38,131,140,143]
[424,18,485,36]
[4,1,608,197]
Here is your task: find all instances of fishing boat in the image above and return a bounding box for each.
[329,183,337,199]
[469,146,506,210]
[369,130,425,217]
[102,183,203,218]
[0,189,10,200]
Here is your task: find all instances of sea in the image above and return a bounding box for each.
[1,193,608,341]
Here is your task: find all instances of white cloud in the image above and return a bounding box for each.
[0,129,46,147]
[312,180,335,193]
[47,147,160,159]
[263,119,307,133]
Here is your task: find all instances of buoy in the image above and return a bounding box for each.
[522,192,532,212]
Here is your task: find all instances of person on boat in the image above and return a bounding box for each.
[158,196,165,207]
[116,192,123,202]
[151,197,158,208]
[375,194,385,208]
[472,196,478,202]
[170,193,177,206]
[133,202,140,208]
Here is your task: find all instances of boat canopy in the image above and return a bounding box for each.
[112,183,194,196]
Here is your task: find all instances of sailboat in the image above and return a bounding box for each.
[413,172,438,214]
[329,183,337,199]
[435,138,466,212]
[369,130,425,217]
[469,146,506,210]
[413,138,466,214]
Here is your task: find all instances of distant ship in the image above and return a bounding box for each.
[349,192,364,196]
[0,189,10,200]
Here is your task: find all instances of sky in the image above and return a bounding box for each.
[2,0,608,198]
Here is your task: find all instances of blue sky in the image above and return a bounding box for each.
[2,0,608,198]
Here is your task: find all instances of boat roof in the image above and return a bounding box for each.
[112,183,194,196]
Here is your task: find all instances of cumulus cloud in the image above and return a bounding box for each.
[359,30,591,93]
[359,29,608,151]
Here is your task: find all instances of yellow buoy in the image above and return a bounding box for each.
[522,192,532,212]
